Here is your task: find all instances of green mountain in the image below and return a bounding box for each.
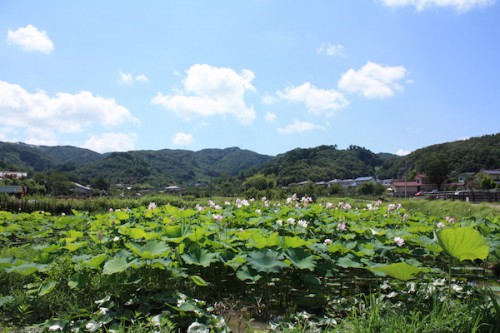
[72,147,272,187]
[0,133,498,189]
[258,145,390,185]
[0,142,103,172]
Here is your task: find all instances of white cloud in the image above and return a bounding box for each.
[378,0,494,12]
[119,71,149,85]
[396,149,412,156]
[262,93,279,105]
[172,132,194,146]
[0,80,139,144]
[265,112,277,122]
[135,74,149,83]
[316,43,345,57]
[83,132,137,153]
[277,119,324,134]
[277,82,349,116]
[7,24,54,54]
[152,64,256,124]
[338,61,407,99]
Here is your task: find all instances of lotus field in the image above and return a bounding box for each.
[0,196,499,332]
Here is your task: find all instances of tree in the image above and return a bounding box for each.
[423,154,449,190]
[479,175,495,190]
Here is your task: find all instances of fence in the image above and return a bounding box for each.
[426,191,498,203]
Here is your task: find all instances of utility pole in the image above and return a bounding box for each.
[404,160,408,198]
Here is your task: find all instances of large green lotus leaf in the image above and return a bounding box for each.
[280,236,309,248]
[54,216,76,228]
[141,240,170,255]
[120,227,159,240]
[64,230,83,238]
[85,254,108,268]
[188,227,210,242]
[0,257,15,268]
[38,280,57,296]
[125,240,170,259]
[103,256,131,275]
[5,263,46,275]
[225,254,247,270]
[247,249,287,273]
[162,225,190,243]
[370,262,429,281]
[164,205,182,219]
[285,248,316,271]
[114,210,130,221]
[179,208,197,219]
[326,242,349,254]
[68,272,89,289]
[351,244,376,257]
[236,265,262,282]
[337,254,363,268]
[236,229,264,243]
[248,232,279,249]
[181,247,218,267]
[63,242,87,252]
[437,227,490,261]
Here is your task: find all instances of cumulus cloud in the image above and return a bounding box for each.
[265,112,277,122]
[0,80,139,144]
[119,71,149,85]
[377,0,494,12]
[396,149,412,156]
[262,93,279,105]
[152,64,256,124]
[316,43,345,57]
[277,82,349,116]
[338,62,407,98]
[172,132,194,146]
[7,24,54,54]
[277,119,324,134]
[83,132,137,153]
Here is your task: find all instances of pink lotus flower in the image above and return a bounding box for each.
[394,236,405,247]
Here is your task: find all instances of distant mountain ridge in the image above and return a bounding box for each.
[0,133,498,187]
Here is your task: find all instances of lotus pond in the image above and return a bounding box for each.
[0,196,498,332]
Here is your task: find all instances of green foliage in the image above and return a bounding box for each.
[436,227,490,261]
[0,196,498,331]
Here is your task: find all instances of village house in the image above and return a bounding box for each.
[483,169,500,186]
[0,171,28,179]
[390,173,437,197]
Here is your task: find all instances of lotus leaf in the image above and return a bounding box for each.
[6,263,45,275]
[120,227,159,240]
[337,254,363,268]
[103,256,131,275]
[248,232,279,249]
[125,240,170,259]
[370,262,429,281]
[247,249,287,273]
[285,248,316,270]
[280,235,309,248]
[437,227,490,261]
[38,280,57,296]
[181,247,218,267]
[236,265,262,282]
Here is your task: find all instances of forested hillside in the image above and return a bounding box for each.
[259,145,391,185]
[0,133,498,192]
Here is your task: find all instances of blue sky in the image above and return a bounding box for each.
[0,0,498,156]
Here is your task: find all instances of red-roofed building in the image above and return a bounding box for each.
[390,174,437,197]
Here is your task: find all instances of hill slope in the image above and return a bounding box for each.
[0,133,498,187]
